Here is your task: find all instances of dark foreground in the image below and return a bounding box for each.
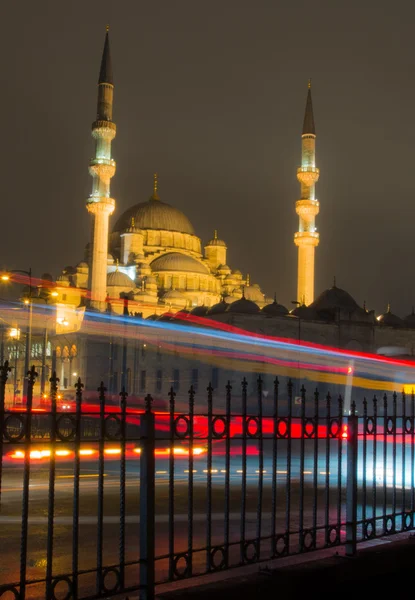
[159,532,415,599]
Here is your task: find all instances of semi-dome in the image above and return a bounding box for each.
[161,290,187,306]
[244,285,264,303]
[227,297,260,314]
[113,198,195,236]
[377,305,404,328]
[150,252,209,274]
[262,298,288,316]
[107,271,135,288]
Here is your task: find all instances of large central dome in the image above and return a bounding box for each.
[113,198,195,235]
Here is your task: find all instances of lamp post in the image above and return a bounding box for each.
[1,268,33,402]
[291,300,301,407]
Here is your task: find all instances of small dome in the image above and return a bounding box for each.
[76,262,88,270]
[233,270,242,278]
[224,295,237,304]
[191,305,209,316]
[404,308,415,328]
[107,271,135,289]
[311,284,359,312]
[41,272,53,282]
[291,304,319,320]
[377,305,404,328]
[207,299,228,315]
[218,264,231,272]
[262,298,288,316]
[224,273,235,281]
[151,252,209,275]
[206,230,226,247]
[227,297,260,314]
[146,314,159,320]
[63,265,76,275]
[161,290,187,307]
[244,285,264,303]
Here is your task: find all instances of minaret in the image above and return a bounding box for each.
[294,80,320,305]
[86,26,116,311]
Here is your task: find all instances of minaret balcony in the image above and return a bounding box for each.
[297,166,320,186]
[86,196,115,214]
[295,199,319,218]
[89,158,116,183]
[294,231,319,247]
[92,120,116,140]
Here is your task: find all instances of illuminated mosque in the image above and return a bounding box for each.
[53,29,271,319]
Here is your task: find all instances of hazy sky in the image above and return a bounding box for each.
[1,0,414,316]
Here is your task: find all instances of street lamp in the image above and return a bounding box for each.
[291,300,302,403]
[0,268,33,402]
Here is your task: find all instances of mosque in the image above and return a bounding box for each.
[52,29,271,319]
[2,29,415,404]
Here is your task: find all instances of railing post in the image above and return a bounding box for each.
[0,361,11,508]
[346,401,358,556]
[140,394,155,600]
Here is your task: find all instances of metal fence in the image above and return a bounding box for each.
[0,360,414,599]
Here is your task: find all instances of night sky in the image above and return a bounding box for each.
[1,1,414,316]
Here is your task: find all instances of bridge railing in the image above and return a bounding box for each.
[0,360,414,600]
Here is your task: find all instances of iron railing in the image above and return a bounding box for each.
[0,360,414,599]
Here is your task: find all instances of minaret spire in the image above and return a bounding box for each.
[294,80,320,306]
[98,28,113,86]
[86,28,117,311]
[302,80,315,135]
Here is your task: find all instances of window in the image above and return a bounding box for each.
[141,344,146,359]
[8,344,19,360]
[211,367,219,390]
[62,294,67,301]
[156,369,162,393]
[31,343,42,359]
[140,370,146,393]
[173,369,180,392]
[191,368,198,392]
[46,341,52,357]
